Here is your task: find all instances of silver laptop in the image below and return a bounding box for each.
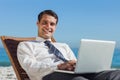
[54,39,116,74]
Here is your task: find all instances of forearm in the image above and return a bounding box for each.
[18,55,61,76]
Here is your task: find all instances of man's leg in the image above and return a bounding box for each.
[94,70,120,80]
[72,76,89,80]
[42,72,91,80]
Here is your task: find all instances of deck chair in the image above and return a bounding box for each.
[0,36,56,80]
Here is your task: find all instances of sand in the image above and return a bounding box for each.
[0,66,17,80]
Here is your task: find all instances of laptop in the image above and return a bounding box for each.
[54,39,116,74]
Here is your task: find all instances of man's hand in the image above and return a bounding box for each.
[57,60,76,71]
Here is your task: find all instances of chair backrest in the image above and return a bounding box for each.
[0,36,56,80]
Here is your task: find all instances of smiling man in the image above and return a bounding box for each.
[17,10,120,80]
[37,13,57,39]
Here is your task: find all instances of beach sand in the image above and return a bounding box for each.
[0,66,17,80]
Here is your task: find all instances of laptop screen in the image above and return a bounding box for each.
[75,39,116,73]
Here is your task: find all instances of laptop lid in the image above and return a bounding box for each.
[75,39,116,73]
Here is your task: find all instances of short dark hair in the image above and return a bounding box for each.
[38,10,58,24]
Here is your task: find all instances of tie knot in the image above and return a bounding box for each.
[44,40,51,44]
[44,41,52,48]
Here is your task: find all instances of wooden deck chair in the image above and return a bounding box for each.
[0,36,56,80]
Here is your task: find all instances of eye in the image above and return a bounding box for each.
[50,22,56,26]
[42,21,47,25]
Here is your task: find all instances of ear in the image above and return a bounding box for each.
[36,21,39,27]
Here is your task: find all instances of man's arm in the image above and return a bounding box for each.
[17,42,59,76]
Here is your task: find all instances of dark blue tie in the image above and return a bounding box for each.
[44,40,68,62]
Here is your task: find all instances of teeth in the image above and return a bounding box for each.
[43,29,52,32]
[49,29,52,32]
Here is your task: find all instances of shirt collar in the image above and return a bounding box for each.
[36,37,51,42]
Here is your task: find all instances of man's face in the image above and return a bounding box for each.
[37,14,57,39]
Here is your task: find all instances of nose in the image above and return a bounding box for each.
[46,23,51,28]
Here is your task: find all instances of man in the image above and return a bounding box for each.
[17,10,120,80]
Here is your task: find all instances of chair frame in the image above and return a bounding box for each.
[0,36,55,80]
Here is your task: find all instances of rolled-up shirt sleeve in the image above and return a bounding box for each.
[17,42,59,76]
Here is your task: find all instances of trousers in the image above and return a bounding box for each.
[42,70,120,80]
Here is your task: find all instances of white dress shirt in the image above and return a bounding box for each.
[17,37,76,80]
